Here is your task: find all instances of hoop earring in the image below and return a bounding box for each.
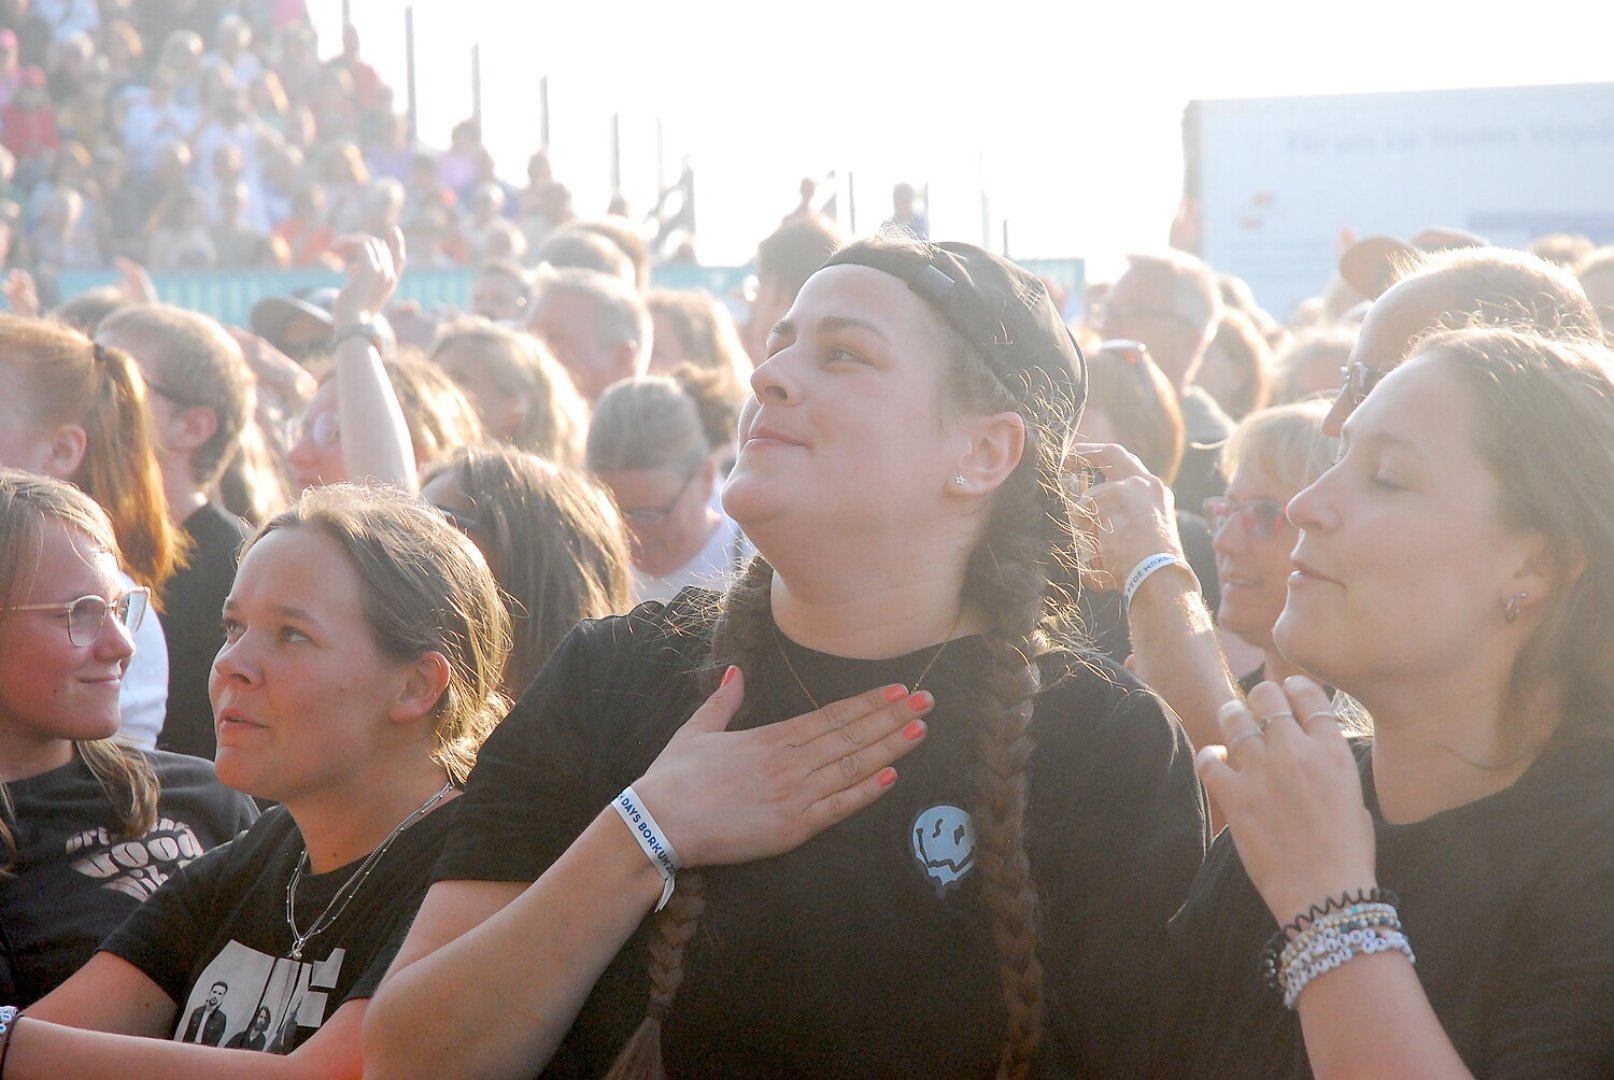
[1503,592,1527,624]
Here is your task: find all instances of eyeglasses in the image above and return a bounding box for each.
[620,469,700,530]
[1203,496,1287,540]
[6,588,150,646]
[1339,361,1387,406]
[292,411,341,449]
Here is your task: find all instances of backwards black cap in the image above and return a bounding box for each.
[824,240,1086,426]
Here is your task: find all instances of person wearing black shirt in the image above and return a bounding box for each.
[96,304,256,759]
[4,486,514,1076]
[0,473,256,1007]
[367,238,1208,1079]
[1160,327,1614,1074]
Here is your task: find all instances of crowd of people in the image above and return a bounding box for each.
[0,0,613,307]
[3,5,1614,1078]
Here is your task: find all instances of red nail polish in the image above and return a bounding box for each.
[883,684,908,702]
[907,691,932,712]
[903,720,926,741]
[721,665,738,688]
[876,767,897,786]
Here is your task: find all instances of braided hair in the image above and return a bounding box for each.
[605,234,1082,1080]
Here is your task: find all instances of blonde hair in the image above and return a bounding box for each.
[0,470,158,874]
[429,319,589,466]
[246,485,512,783]
[0,315,185,591]
[1219,398,1338,494]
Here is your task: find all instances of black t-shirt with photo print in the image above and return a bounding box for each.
[100,799,457,1054]
[0,750,257,1005]
[436,589,1209,1078]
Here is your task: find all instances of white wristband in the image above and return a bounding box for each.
[611,785,683,912]
[1123,552,1193,610]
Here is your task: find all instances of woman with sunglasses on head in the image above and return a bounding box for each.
[0,315,184,748]
[0,484,511,1077]
[0,472,256,1008]
[365,238,1207,1080]
[586,366,750,604]
[1097,325,1614,1075]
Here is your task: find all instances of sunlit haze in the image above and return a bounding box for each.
[312,0,1614,285]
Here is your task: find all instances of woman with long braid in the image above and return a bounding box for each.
[366,238,1208,1079]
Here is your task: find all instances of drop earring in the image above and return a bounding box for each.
[1503,592,1527,624]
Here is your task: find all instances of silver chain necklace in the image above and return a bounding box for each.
[283,780,455,961]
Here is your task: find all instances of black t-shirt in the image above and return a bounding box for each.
[436,591,1209,1079]
[1156,734,1614,1078]
[100,799,458,1054]
[157,502,250,760]
[0,750,258,1005]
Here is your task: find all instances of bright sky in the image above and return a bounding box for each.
[310,0,1614,278]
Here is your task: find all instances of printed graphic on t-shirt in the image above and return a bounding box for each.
[173,940,346,1054]
[65,817,208,901]
[912,805,976,898]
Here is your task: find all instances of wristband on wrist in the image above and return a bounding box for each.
[330,319,385,354]
[0,1005,20,1078]
[1123,552,1194,610]
[610,785,683,912]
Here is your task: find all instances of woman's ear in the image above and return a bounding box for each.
[41,423,88,480]
[391,650,453,725]
[951,411,1025,495]
[1505,534,1579,624]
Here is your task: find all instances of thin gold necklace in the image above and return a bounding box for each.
[771,611,964,711]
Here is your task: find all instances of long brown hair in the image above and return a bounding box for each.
[0,315,184,591]
[606,235,1077,1080]
[424,447,631,700]
[1418,327,1614,747]
[0,470,159,875]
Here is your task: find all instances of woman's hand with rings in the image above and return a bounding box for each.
[632,668,933,868]
[1063,442,1184,593]
[1195,676,1377,923]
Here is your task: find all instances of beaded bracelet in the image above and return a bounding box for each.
[1276,904,1402,970]
[1260,888,1402,989]
[1280,929,1415,1009]
[0,1005,19,1079]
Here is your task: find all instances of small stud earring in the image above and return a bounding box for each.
[952,474,967,488]
[1503,592,1527,624]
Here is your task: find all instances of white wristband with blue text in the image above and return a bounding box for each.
[611,785,683,911]
[1123,552,1195,610]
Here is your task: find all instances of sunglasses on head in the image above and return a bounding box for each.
[1339,361,1387,405]
[1203,496,1287,540]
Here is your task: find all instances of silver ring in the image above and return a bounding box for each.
[1226,728,1264,752]
[1303,710,1340,729]
[1258,710,1294,731]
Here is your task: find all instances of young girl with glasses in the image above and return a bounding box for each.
[0,471,256,1007]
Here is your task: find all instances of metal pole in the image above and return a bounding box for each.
[656,118,666,201]
[538,77,550,151]
[404,7,417,142]
[341,0,351,31]
[847,170,857,234]
[610,112,622,193]
[471,43,481,128]
[1002,219,1010,258]
[979,150,990,248]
